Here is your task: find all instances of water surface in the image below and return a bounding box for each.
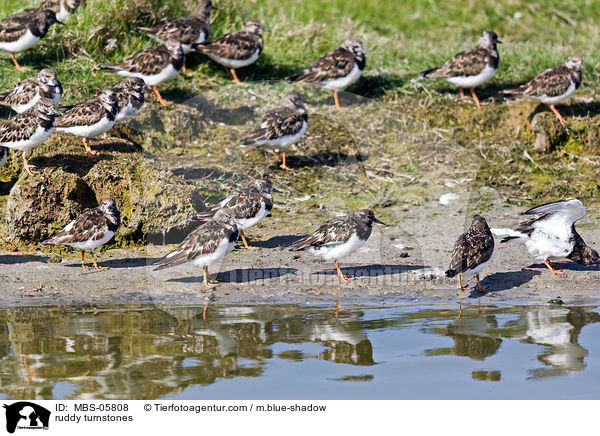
[1,303,599,399]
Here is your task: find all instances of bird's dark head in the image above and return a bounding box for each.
[471,214,490,231]
[245,20,269,34]
[280,91,307,110]
[165,39,184,56]
[251,179,273,193]
[355,209,386,226]
[213,207,237,223]
[341,39,366,62]
[479,31,501,48]
[581,246,600,266]
[122,77,146,95]
[37,68,59,87]
[99,198,119,215]
[566,55,583,71]
[34,97,60,118]
[32,9,63,33]
[98,89,118,109]
[196,0,217,16]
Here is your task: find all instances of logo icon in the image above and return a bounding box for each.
[3,402,50,433]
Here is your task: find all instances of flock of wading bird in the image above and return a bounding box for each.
[0,1,597,291]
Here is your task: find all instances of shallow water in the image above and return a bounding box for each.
[1,303,599,400]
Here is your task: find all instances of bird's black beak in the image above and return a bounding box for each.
[497,39,503,44]
[373,217,386,225]
[211,5,218,10]
[56,20,65,26]
[272,187,282,193]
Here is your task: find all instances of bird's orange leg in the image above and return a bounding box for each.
[544,259,564,275]
[203,265,220,287]
[83,138,98,155]
[239,230,258,250]
[229,68,243,84]
[111,126,123,139]
[272,150,281,161]
[90,252,109,271]
[81,251,92,270]
[475,274,490,292]
[333,91,345,111]
[457,274,469,290]
[11,54,25,72]
[335,260,354,281]
[280,151,292,171]
[469,88,489,108]
[151,86,169,106]
[181,64,193,77]
[459,88,468,99]
[546,104,568,125]
[22,152,37,176]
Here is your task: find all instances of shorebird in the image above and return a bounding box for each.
[493,198,599,274]
[420,31,501,108]
[41,198,121,271]
[109,77,146,137]
[240,91,307,170]
[503,56,583,125]
[287,39,366,110]
[0,8,63,71]
[154,208,239,288]
[446,215,495,292]
[192,179,275,250]
[291,209,385,281]
[191,20,268,84]
[100,39,184,106]
[55,89,118,155]
[0,68,62,113]
[137,0,216,75]
[0,97,59,175]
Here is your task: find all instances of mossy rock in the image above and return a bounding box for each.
[6,167,96,242]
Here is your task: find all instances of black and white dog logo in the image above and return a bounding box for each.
[3,402,50,433]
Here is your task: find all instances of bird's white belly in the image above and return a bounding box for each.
[0,147,8,168]
[52,89,62,106]
[182,32,207,53]
[0,30,40,53]
[309,233,366,261]
[446,64,497,88]
[68,230,115,251]
[118,63,179,86]
[3,125,53,152]
[192,238,236,267]
[321,63,362,91]
[533,81,577,105]
[58,116,114,137]
[115,102,140,122]
[526,228,574,260]
[261,120,307,149]
[206,49,260,69]
[237,203,269,230]
[13,92,40,113]
[462,257,492,277]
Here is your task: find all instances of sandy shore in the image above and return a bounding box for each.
[3,199,599,308]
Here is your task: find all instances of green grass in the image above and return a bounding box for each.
[0,0,599,248]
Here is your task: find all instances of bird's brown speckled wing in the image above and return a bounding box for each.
[422,46,496,78]
[517,65,581,97]
[0,13,29,43]
[0,111,39,143]
[56,98,104,127]
[153,220,239,269]
[291,216,355,250]
[140,16,208,45]
[102,45,173,75]
[288,47,355,82]
[0,77,38,106]
[193,31,262,60]
[41,208,114,245]
[447,227,494,275]
[241,107,306,144]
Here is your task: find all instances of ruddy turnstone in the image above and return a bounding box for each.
[41,198,121,271]
[445,215,495,291]
[420,31,501,108]
[55,89,118,155]
[503,56,583,125]
[290,209,385,281]
[0,68,62,113]
[191,19,268,84]
[138,0,216,74]
[100,39,184,106]
[287,39,366,111]
[40,0,82,21]
[240,91,307,171]
[0,8,63,71]
[494,198,599,274]
[192,179,275,250]
[0,97,59,175]
[109,77,145,137]
[154,208,239,288]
